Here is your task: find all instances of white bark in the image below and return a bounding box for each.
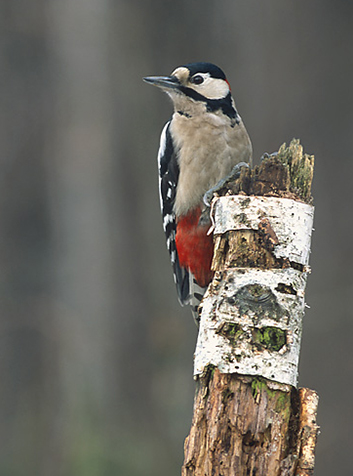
[211,195,314,265]
[194,195,315,387]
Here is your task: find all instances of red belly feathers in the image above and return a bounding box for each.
[175,207,214,288]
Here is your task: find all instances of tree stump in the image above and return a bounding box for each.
[182,140,319,476]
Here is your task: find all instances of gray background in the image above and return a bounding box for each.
[1,1,352,475]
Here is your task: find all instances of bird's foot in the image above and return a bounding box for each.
[260,151,278,161]
[203,162,250,206]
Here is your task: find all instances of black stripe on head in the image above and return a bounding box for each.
[182,62,226,80]
[206,93,239,121]
[179,87,238,121]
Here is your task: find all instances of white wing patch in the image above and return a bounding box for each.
[163,213,174,231]
[157,121,170,211]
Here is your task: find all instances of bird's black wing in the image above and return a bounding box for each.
[158,121,190,305]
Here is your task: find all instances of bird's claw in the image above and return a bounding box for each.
[260,151,278,161]
[203,162,250,207]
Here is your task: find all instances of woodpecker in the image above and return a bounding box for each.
[144,62,252,323]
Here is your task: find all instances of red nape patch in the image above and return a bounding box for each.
[175,207,214,288]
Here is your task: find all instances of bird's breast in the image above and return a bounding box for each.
[170,112,252,216]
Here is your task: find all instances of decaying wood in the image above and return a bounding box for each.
[296,388,320,476]
[182,370,319,476]
[226,139,314,203]
[182,140,318,476]
[213,229,282,270]
[183,370,293,476]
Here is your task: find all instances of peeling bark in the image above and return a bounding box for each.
[182,140,319,475]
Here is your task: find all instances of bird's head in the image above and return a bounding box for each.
[143,62,236,118]
[144,62,230,100]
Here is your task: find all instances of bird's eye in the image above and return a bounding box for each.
[191,75,204,85]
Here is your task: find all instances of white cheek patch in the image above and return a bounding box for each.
[190,75,230,100]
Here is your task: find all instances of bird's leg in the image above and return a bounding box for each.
[203,162,250,207]
[198,206,212,227]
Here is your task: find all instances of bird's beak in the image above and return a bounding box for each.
[143,75,181,91]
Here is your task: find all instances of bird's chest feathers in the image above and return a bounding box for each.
[170,111,237,216]
[172,109,231,149]
[171,111,235,169]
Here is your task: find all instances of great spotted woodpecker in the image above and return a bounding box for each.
[144,62,252,323]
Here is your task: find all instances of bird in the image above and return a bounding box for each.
[144,62,252,323]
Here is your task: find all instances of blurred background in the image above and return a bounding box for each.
[0,1,352,475]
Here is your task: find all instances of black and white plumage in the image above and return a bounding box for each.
[157,121,190,303]
[144,62,252,322]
